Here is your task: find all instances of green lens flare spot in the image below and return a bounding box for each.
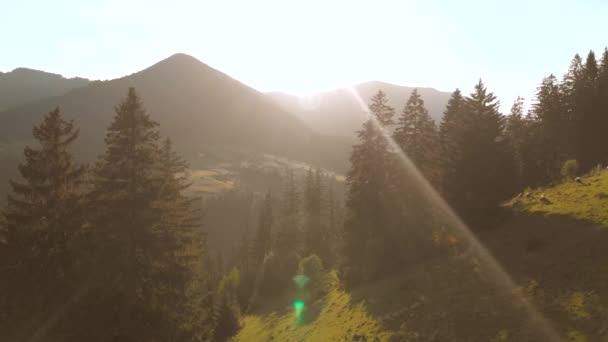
[293,274,309,288]
[294,301,305,310]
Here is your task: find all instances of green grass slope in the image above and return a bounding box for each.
[505,169,608,226]
[237,173,608,341]
[236,286,394,342]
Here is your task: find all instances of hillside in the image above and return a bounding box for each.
[237,173,608,341]
[267,81,451,136]
[0,68,88,111]
[0,53,350,171]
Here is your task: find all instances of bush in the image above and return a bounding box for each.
[298,255,330,299]
[561,159,579,180]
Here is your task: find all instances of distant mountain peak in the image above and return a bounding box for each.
[150,53,210,70]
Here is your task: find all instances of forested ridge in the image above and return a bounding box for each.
[2,48,608,341]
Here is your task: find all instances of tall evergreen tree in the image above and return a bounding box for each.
[527,75,568,183]
[560,54,584,159]
[505,96,528,184]
[439,89,466,194]
[575,51,601,169]
[304,168,323,257]
[251,190,273,266]
[442,80,515,225]
[368,90,395,126]
[342,92,399,284]
[275,169,299,258]
[597,48,608,163]
[0,108,87,340]
[393,89,439,183]
[88,88,201,340]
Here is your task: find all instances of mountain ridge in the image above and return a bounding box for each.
[0,53,350,171]
[266,81,452,136]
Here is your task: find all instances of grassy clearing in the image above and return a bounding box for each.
[236,285,394,342]
[505,170,608,226]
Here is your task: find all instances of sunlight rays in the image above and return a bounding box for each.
[346,86,563,341]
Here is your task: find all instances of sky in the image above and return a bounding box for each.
[2,0,607,112]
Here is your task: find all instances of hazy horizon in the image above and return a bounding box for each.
[3,0,608,111]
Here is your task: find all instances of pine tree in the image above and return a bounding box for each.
[505,96,527,184]
[275,169,299,258]
[251,190,273,265]
[89,88,201,340]
[342,92,398,284]
[443,80,515,225]
[439,89,466,194]
[304,168,323,257]
[368,90,395,126]
[393,89,439,183]
[598,48,608,163]
[528,75,568,183]
[0,108,86,340]
[575,51,601,169]
[212,268,241,342]
[560,54,584,159]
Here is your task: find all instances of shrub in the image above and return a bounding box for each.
[561,159,579,180]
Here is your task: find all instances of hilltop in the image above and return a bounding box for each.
[0,68,88,112]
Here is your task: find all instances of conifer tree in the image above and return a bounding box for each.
[576,51,601,169]
[89,88,201,340]
[393,89,439,183]
[0,108,86,340]
[368,90,395,126]
[443,81,515,225]
[275,169,299,258]
[439,89,465,194]
[560,54,584,158]
[342,92,398,284]
[304,168,323,257]
[505,97,528,183]
[597,48,608,163]
[527,75,568,183]
[251,190,273,266]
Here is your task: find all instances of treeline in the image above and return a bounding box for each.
[0,89,213,341]
[341,48,608,284]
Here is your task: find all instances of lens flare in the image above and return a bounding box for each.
[346,86,563,341]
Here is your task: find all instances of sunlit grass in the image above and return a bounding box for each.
[505,170,608,226]
[236,285,394,341]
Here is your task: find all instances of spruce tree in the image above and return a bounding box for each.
[89,88,201,340]
[598,48,608,163]
[342,92,398,284]
[439,89,466,194]
[576,51,601,169]
[528,75,568,183]
[443,80,515,225]
[251,190,273,266]
[304,167,323,258]
[393,89,439,183]
[276,169,299,258]
[0,108,86,340]
[368,90,395,126]
[505,97,528,184]
[560,54,584,159]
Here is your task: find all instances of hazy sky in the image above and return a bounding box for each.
[2,0,607,111]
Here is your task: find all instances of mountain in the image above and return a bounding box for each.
[0,54,350,172]
[0,68,89,112]
[267,81,451,136]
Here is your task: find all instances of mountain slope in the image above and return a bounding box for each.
[237,174,608,341]
[0,68,89,112]
[0,54,350,171]
[267,81,451,136]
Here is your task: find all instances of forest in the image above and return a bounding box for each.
[2,48,608,341]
